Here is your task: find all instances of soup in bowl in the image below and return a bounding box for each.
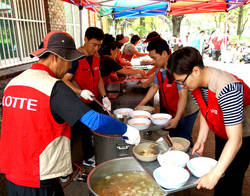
[127,118,151,130]
[151,113,172,125]
[129,110,151,119]
[113,108,133,117]
[133,142,159,162]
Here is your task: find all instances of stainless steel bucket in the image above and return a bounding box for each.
[93,131,132,165]
[87,157,145,196]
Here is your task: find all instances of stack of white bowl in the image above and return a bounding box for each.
[153,150,190,190]
[127,110,151,130]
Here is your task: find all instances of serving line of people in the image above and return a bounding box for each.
[1,27,248,196]
[129,33,249,196]
[136,38,199,146]
[101,31,250,196]
[0,31,140,196]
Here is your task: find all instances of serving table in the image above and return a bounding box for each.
[131,56,154,70]
[134,147,199,195]
[104,81,199,195]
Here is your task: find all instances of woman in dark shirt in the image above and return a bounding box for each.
[99,38,146,84]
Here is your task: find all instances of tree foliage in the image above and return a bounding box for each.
[130,17,159,37]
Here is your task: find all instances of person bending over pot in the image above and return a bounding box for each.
[0,31,140,196]
[167,46,250,196]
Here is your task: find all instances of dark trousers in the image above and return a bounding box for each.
[214,136,250,196]
[6,179,64,196]
[71,121,94,161]
[168,111,199,147]
[71,101,108,161]
[212,49,221,61]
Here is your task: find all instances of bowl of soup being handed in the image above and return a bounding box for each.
[151,113,172,125]
[129,110,151,119]
[127,118,151,130]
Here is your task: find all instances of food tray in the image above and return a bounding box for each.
[133,149,200,195]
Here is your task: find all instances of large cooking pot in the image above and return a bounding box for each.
[93,130,153,165]
[93,131,132,165]
[87,157,145,196]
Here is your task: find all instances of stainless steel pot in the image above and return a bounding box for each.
[87,157,145,196]
[93,131,132,165]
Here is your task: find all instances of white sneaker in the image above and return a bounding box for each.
[73,170,87,181]
[60,175,70,183]
[82,156,95,167]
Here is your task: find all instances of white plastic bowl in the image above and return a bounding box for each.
[171,137,190,152]
[151,113,172,125]
[133,142,159,162]
[113,108,133,117]
[187,157,217,178]
[153,166,190,189]
[127,118,151,130]
[157,150,190,168]
[136,105,155,113]
[129,110,151,119]
[125,79,139,85]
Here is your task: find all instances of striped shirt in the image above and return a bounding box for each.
[193,82,244,126]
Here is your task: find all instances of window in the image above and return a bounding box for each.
[63,2,102,48]
[0,0,47,68]
[64,2,89,48]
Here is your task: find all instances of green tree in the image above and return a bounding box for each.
[233,5,249,38]
[131,17,147,37]
[171,15,184,37]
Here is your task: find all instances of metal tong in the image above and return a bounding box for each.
[92,97,113,116]
[92,97,128,140]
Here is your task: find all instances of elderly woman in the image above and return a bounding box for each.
[167,46,250,196]
[121,34,148,62]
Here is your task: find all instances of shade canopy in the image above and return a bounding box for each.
[62,0,249,18]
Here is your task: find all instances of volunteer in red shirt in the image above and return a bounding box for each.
[62,27,110,167]
[0,31,140,196]
[99,34,146,85]
[136,39,199,145]
[167,46,250,196]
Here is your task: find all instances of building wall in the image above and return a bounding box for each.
[45,0,67,32]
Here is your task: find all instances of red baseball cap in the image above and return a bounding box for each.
[30,31,85,61]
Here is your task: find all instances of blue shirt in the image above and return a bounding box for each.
[154,68,183,90]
